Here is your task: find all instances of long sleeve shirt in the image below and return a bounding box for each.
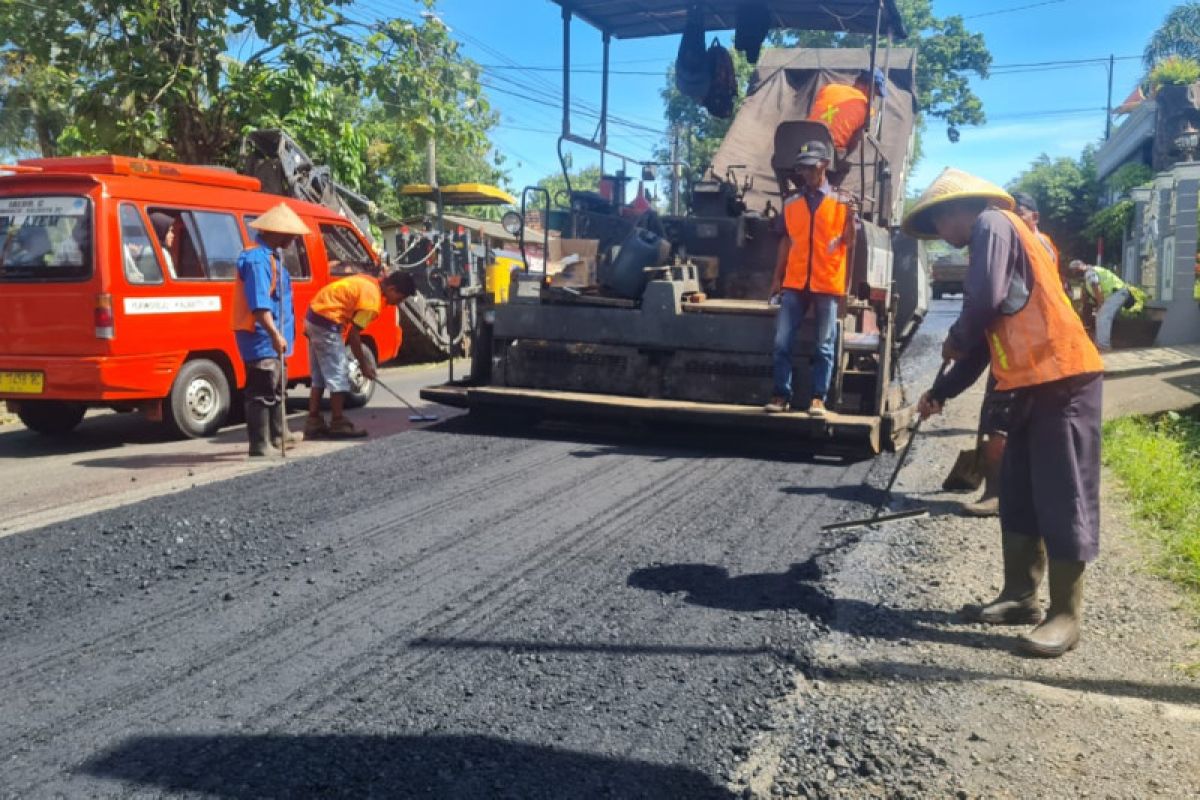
[931,210,1033,403]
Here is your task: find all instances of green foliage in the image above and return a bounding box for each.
[1143,3,1200,70]
[1009,146,1099,262]
[1083,199,1134,249]
[1107,162,1154,194]
[0,0,500,220]
[776,0,991,143]
[1104,410,1200,601]
[1148,55,1200,90]
[536,161,602,206]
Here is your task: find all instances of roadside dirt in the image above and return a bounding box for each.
[737,379,1200,799]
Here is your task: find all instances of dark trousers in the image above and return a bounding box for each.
[244,358,282,410]
[1000,372,1103,562]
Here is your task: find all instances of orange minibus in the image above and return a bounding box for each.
[0,155,401,437]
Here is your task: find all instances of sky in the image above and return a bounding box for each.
[346,0,1183,196]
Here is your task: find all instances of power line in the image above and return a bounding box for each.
[963,0,1068,20]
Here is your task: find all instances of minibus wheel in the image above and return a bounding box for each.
[167,358,231,438]
[345,347,377,409]
[16,401,86,435]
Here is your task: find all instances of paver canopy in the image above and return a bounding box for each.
[550,1,907,39]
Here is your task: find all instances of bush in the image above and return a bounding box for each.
[1149,55,1200,90]
[1103,410,1200,596]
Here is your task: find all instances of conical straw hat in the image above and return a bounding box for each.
[902,167,1014,240]
[249,202,312,236]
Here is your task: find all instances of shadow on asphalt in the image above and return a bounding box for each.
[625,560,1011,652]
[74,452,248,469]
[79,733,734,799]
[421,414,870,465]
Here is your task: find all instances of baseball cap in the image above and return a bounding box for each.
[794,140,831,166]
[1011,191,1039,213]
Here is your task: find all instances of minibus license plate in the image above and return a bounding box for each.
[0,371,44,394]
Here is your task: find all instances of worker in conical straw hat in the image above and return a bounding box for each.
[903,167,1105,659]
[232,202,311,457]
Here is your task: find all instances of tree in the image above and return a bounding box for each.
[1143,3,1200,70]
[0,0,499,219]
[1009,147,1099,263]
[537,160,602,204]
[775,0,991,143]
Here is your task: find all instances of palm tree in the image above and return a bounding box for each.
[1144,3,1200,70]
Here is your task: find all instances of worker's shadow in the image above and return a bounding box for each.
[627,558,1009,650]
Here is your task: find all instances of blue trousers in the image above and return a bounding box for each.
[772,289,838,402]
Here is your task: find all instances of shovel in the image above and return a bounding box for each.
[374,375,439,422]
[942,432,984,492]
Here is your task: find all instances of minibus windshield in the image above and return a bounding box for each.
[0,195,92,282]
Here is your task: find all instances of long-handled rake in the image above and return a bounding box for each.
[374,376,439,422]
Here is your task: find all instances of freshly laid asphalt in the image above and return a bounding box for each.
[0,308,952,799]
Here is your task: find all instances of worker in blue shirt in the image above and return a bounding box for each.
[232,203,308,457]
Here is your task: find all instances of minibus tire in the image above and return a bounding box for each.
[17,401,86,435]
[345,347,377,409]
[166,359,231,438]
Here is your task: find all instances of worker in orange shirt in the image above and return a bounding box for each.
[304,269,415,439]
[808,68,887,163]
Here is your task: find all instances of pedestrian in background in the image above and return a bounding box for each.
[232,202,306,457]
[904,168,1104,659]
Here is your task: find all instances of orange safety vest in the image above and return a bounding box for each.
[809,84,868,150]
[1037,231,1059,270]
[987,210,1104,391]
[782,192,851,296]
[231,249,278,332]
[309,273,382,329]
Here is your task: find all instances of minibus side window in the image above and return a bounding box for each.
[118,204,164,285]
[192,211,244,281]
[242,215,311,280]
[320,223,376,276]
[146,208,204,280]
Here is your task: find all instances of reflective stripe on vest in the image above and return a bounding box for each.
[1092,266,1126,296]
[231,250,279,332]
[782,193,850,296]
[986,210,1104,391]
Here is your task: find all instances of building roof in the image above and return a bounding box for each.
[1096,99,1157,181]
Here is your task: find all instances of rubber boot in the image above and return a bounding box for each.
[962,438,1002,517]
[1019,560,1085,658]
[269,406,298,451]
[960,533,1046,625]
[246,400,273,458]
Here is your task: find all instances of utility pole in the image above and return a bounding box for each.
[425,135,437,216]
[670,127,682,216]
[1105,54,1115,140]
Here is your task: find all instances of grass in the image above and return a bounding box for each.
[1103,408,1200,601]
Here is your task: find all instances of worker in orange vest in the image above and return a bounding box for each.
[905,168,1104,659]
[959,191,1061,519]
[303,269,415,439]
[765,140,858,417]
[808,68,886,162]
[232,203,305,457]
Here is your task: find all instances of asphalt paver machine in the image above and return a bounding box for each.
[423,1,928,455]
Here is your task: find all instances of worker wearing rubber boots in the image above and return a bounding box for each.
[304,269,414,439]
[232,203,305,458]
[904,168,1105,659]
[960,192,1059,518]
[765,141,857,418]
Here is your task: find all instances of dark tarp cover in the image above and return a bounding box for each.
[710,48,918,225]
[551,1,907,40]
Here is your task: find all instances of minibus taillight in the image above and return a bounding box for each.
[94,293,115,339]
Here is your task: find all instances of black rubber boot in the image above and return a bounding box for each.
[960,533,1046,625]
[1019,560,1085,658]
[268,405,297,451]
[246,400,273,458]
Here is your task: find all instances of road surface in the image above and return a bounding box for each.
[0,307,953,798]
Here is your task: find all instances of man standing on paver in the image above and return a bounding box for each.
[904,168,1105,658]
[232,203,306,458]
[304,269,415,439]
[765,140,857,418]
